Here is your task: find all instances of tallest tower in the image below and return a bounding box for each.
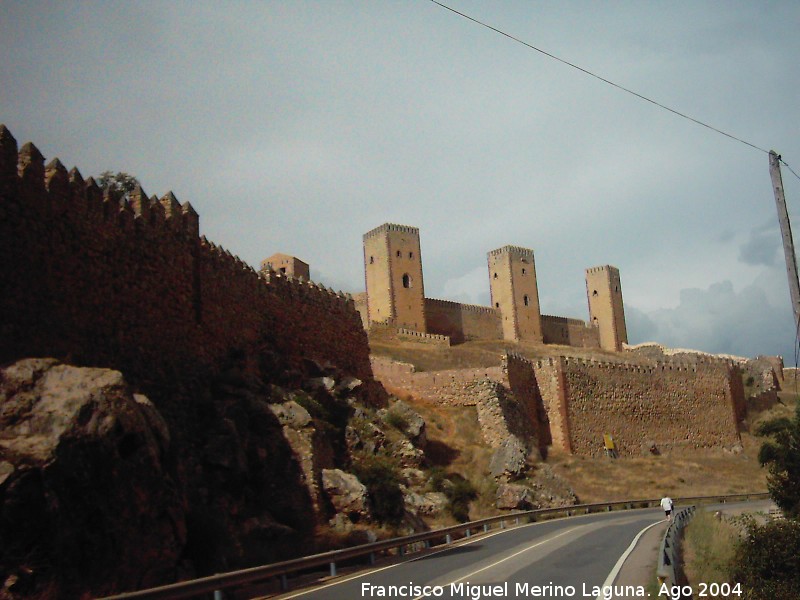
[363,223,427,331]
[488,245,543,342]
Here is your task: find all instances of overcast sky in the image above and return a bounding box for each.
[3,1,799,361]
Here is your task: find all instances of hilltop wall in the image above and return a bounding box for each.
[0,126,372,387]
[533,356,743,456]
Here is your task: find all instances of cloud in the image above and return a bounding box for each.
[738,220,781,266]
[628,273,795,360]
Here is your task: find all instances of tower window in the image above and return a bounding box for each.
[522,268,526,274]
[409,251,414,258]
[593,290,598,296]
[523,295,530,306]
[396,250,401,257]
[402,273,411,288]
[493,272,498,279]
[369,256,374,264]
[495,302,500,308]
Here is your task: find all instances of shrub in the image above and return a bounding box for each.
[384,410,409,432]
[445,475,478,523]
[352,455,405,526]
[756,403,800,519]
[730,519,800,599]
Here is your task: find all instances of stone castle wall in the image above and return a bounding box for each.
[533,356,743,456]
[371,350,744,458]
[540,314,600,348]
[0,126,372,387]
[424,298,502,344]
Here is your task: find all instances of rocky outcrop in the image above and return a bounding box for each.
[488,436,530,480]
[0,359,185,597]
[322,469,371,520]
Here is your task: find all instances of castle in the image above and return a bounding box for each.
[0,125,780,460]
[356,223,628,352]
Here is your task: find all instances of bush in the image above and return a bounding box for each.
[757,403,800,519]
[384,410,409,432]
[445,475,478,523]
[730,519,800,599]
[352,455,405,526]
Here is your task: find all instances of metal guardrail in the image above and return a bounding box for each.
[99,491,769,600]
[656,505,696,590]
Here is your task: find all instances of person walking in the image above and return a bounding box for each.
[661,495,674,522]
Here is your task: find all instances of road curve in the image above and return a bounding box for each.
[266,508,667,600]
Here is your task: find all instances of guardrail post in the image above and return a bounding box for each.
[465,528,471,538]
[500,520,505,529]
[280,574,288,591]
[514,517,519,525]
[484,523,489,532]
[214,591,224,600]
[446,534,452,544]
[330,561,337,577]
[369,552,376,565]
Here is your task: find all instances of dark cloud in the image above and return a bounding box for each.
[630,277,795,360]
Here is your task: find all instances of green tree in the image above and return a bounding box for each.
[96,171,140,197]
[730,519,800,599]
[756,402,800,519]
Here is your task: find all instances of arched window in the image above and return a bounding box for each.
[493,272,498,279]
[396,250,401,257]
[402,273,411,288]
[369,256,374,264]
[523,295,529,306]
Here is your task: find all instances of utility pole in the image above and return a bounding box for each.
[769,150,800,331]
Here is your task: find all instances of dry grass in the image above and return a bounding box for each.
[683,510,741,598]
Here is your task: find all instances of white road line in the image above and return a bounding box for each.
[594,519,665,600]
[411,525,584,600]
[271,520,543,599]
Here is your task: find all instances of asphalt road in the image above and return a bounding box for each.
[269,508,667,600]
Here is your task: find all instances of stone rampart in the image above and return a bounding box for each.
[532,356,743,456]
[424,297,502,343]
[540,314,600,348]
[0,126,372,387]
[370,356,503,406]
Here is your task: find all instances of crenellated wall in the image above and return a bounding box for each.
[540,314,600,348]
[424,297,502,343]
[531,356,743,456]
[0,125,373,387]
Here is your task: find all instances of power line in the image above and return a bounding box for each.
[429,0,791,164]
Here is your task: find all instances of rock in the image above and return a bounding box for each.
[322,469,371,519]
[489,436,529,479]
[403,488,448,516]
[401,468,426,486]
[345,421,386,454]
[496,483,534,510]
[0,359,185,595]
[268,400,312,428]
[335,376,363,395]
[382,401,427,447]
[388,438,424,468]
[346,528,378,545]
[306,377,336,392]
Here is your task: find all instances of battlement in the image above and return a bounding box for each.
[363,223,419,240]
[585,265,618,275]
[0,124,373,385]
[541,314,593,328]
[426,297,499,316]
[487,245,534,258]
[396,328,451,346]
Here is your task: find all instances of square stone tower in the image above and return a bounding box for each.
[363,223,427,331]
[261,253,310,280]
[585,265,628,351]
[488,246,543,342]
